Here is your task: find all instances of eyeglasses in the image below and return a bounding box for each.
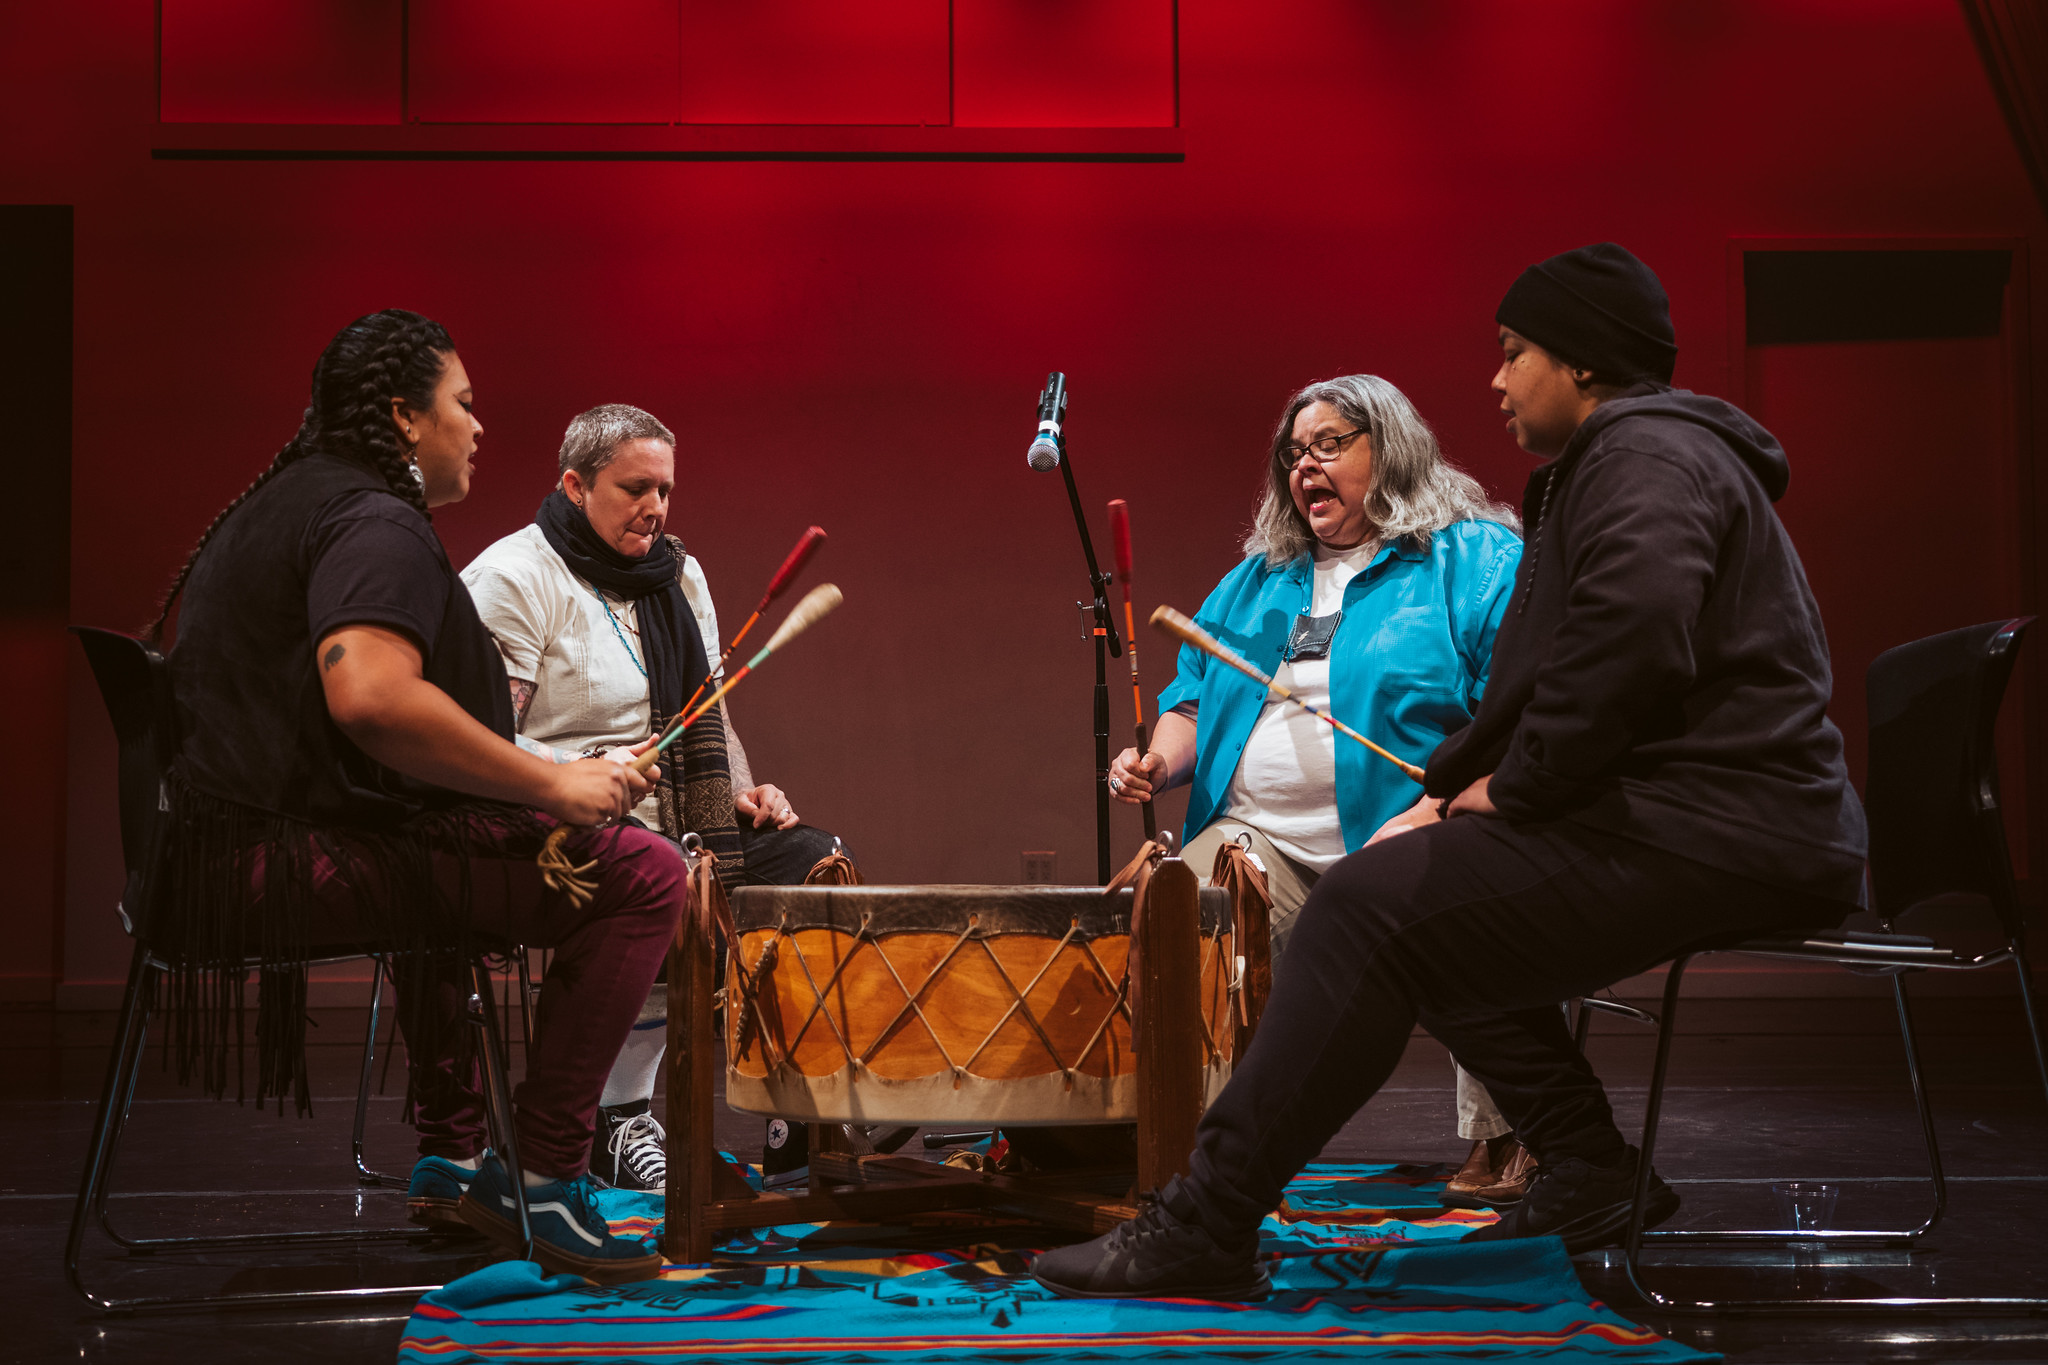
[1280,427,1368,465]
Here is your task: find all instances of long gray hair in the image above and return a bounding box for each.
[1244,374,1518,567]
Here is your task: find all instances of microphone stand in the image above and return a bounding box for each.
[1052,430,1122,885]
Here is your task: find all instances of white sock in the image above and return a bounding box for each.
[598,985,667,1110]
[446,1155,479,1171]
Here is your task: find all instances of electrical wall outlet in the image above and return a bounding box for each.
[1020,850,1057,885]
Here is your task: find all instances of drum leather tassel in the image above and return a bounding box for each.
[1209,841,1273,1053]
[1105,838,1168,989]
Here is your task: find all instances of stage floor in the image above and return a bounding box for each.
[7,991,2045,1362]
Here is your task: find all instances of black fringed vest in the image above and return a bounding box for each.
[158,453,537,1113]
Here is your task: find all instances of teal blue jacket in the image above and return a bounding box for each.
[1159,519,1522,854]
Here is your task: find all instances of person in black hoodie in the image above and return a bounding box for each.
[1032,243,1866,1301]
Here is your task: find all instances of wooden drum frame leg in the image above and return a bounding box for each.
[1134,854,1203,1193]
[662,892,720,1265]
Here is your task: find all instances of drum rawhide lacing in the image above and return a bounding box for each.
[734,908,1140,1092]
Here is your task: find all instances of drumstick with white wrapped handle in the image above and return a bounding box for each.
[1150,604,1426,783]
[633,583,843,773]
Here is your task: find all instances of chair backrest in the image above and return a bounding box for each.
[70,627,180,933]
[1864,617,2032,936]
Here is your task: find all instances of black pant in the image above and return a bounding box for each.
[1181,813,1851,1237]
[733,821,842,886]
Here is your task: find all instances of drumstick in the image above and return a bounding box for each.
[633,583,844,774]
[675,525,826,724]
[1150,604,1426,783]
[1107,499,1157,840]
[538,583,845,906]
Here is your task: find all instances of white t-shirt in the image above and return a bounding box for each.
[1220,541,1377,871]
[461,524,722,828]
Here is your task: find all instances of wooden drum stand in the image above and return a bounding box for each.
[660,846,1262,1264]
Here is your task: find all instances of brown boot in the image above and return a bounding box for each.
[1471,1142,1538,1207]
[1440,1135,1515,1208]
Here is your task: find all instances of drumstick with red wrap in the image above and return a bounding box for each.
[1151,604,1426,783]
[678,524,826,722]
[1107,499,1158,840]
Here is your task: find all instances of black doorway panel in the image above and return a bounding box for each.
[0,206,72,614]
[1746,249,2010,346]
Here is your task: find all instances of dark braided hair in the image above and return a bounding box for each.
[146,309,456,643]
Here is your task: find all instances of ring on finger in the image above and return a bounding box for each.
[1108,776,1124,793]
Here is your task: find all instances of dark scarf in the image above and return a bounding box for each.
[536,488,703,718]
[534,489,744,879]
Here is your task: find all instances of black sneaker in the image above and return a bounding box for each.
[762,1117,808,1190]
[1031,1178,1271,1301]
[1460,1145,1680,1254]
[593,1102,666,1194]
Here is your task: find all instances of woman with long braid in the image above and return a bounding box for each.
[153,309,682,1285]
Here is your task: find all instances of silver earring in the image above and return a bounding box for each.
[408,461,426,492]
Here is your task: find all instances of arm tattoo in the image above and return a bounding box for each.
[322,643,346,671]
[513,733,574,764]
[508,677,537,724]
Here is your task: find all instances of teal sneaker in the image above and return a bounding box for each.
[457,1153,662,1285]
[406,1155,477,1231]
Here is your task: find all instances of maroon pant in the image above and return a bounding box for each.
[289,815,686,1177]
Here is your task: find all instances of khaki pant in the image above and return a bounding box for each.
[1182,818,1511,1143]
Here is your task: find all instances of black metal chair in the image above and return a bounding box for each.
[64,627,535,1312]
[1621,617,2048,1313]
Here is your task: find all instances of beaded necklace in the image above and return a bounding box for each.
[588,584,647,678]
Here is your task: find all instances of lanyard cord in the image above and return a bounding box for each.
[588,584,648,679]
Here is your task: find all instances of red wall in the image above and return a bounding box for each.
[2,1,2036,999]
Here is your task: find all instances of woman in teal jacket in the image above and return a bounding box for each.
[1109,373,1529,1204]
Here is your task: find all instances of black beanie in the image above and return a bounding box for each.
[1495,242,1677,384]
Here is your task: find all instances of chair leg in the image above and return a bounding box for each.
[2008,941,2048,1110]
[472,960,533,1263]
[1616,958,2046,1313]
[1888,971,1947,1240]
[69,948,442,1314]
[68,944,154,1307]
[1620,954,1687,1304]
[352,957,407,1190]
[516,949,536,1058]
[87,949,157,1246]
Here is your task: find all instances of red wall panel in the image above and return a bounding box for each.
[159,0,402,124]
[677,0,947,125]
[1756,333,2030,871]
[0,1,2037,994]
[409,0,679,124]
[954,0,1174,127]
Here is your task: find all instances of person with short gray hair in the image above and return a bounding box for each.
[1106,373,1528,1204]
[462,402,848,1195]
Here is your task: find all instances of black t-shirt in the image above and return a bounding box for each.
[172,455,516,827]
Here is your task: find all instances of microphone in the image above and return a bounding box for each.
[1027,371,1067,471]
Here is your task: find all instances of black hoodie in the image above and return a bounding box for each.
[1424,383,1867,904]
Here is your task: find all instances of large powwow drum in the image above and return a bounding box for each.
[723,883,1239,1126]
